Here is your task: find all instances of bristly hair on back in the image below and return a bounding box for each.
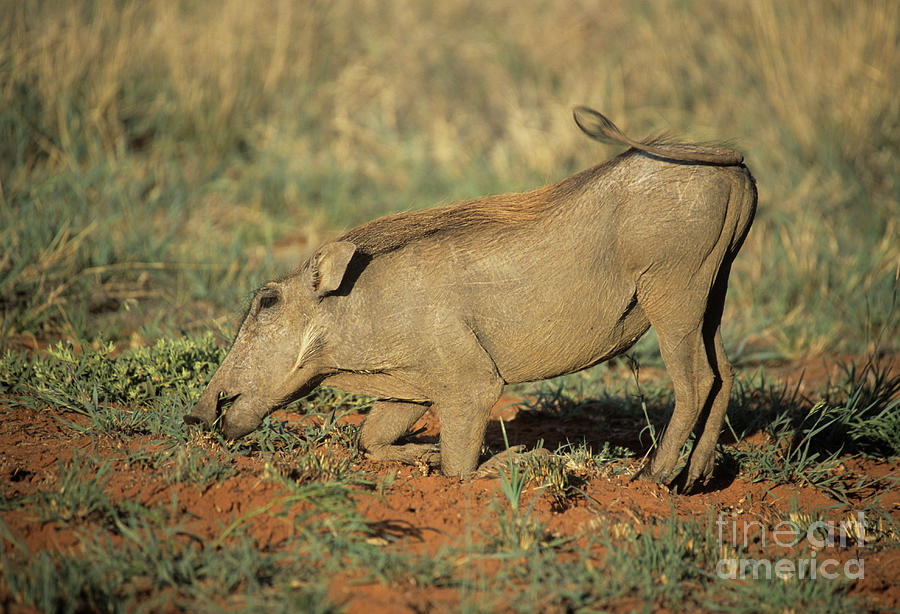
[337,174,592,258]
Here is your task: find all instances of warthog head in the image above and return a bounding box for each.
[184,241,356,439]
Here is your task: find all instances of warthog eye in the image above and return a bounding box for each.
[255,286,280,314]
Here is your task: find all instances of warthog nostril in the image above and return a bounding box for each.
[215,390,240,422]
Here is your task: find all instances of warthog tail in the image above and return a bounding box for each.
[573,106,744,166]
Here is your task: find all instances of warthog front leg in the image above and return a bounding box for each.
[358,400,438,466]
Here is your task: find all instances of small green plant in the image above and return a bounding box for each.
[492,420,544,553]
[523,451,573,510]
[725,354,900,500]
[622,354,661,456]
[601,513,717,606]
[821,359,900,457]
[1,335,225,416]
[1,510,346,614]
[268,445,360,487]
[496,421,528,512]
[558,440,635,475]
[158,440,237,487]
[32,453,116,524]
[730,401,848,499]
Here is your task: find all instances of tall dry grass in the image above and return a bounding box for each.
[1,0,898,356]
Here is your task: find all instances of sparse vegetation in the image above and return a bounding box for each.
[1,0,898,611]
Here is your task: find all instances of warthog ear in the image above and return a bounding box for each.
[310,241,356,297]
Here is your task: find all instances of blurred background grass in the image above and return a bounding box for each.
[1,0,897,361]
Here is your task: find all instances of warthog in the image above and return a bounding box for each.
[185,107,756,491]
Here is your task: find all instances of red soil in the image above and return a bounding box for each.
[2,364,899,612]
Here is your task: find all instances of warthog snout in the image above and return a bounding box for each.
[184,390,240,431]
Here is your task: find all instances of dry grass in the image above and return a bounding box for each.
[1,0,898,355]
